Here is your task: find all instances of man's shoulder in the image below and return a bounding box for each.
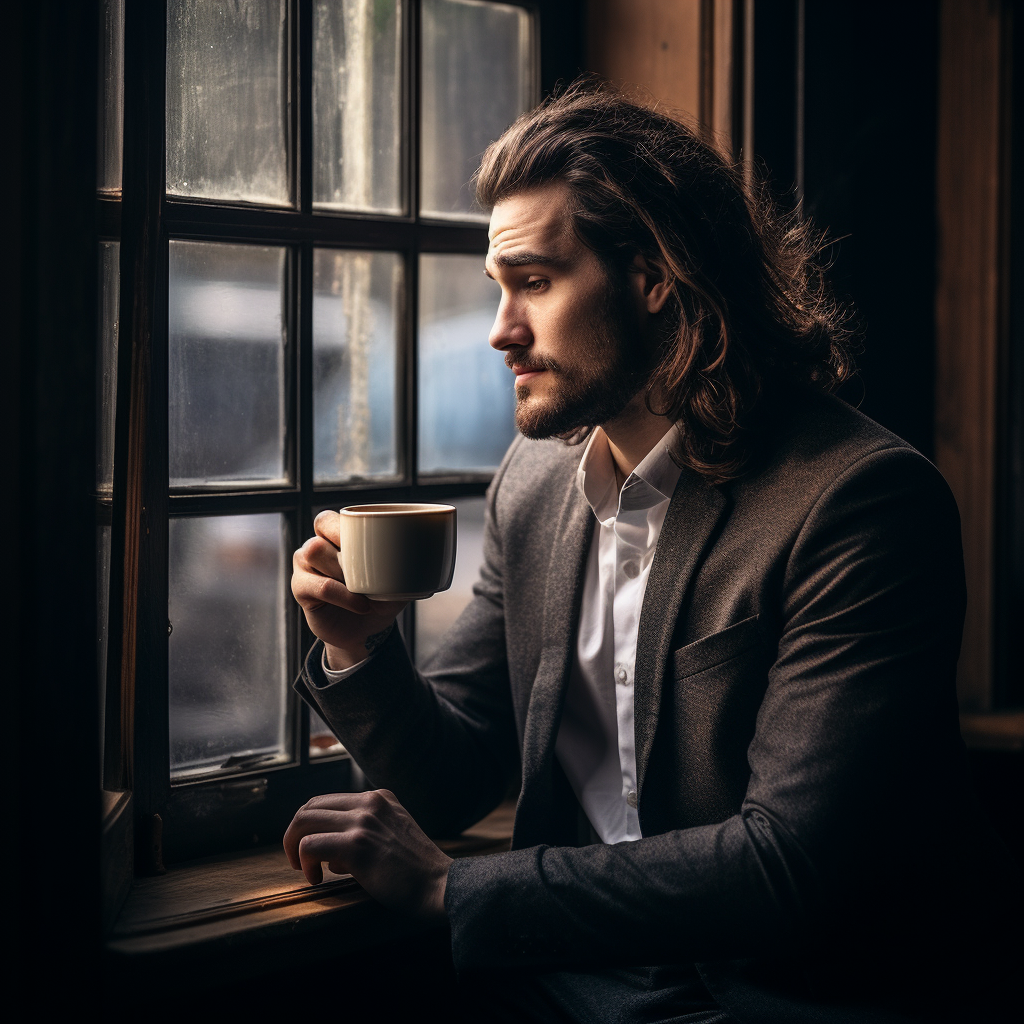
[781,386,914,451]
[486,392,948,516]
[749,388,935,489]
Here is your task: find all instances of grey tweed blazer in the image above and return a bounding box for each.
[296,389,1016,1023]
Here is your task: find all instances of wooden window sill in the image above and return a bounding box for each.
[105,800,514,988]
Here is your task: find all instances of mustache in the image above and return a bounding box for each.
[504,348,561,374]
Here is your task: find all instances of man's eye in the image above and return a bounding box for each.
[526,278,548,292]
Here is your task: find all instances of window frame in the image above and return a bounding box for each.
[100,0,581,873]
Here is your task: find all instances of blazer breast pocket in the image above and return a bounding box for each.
[671,614,765,680]
[658,614,771,827]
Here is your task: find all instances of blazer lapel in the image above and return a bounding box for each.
[513,479,593,849]
[634,469,727,807]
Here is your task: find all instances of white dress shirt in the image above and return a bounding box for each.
[321,425,682,846]
[554,426,682,844]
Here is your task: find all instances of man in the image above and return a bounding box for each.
[285,86,1015,1022]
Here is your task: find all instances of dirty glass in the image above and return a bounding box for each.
[96,241,120,780]
[418,253,514,472]
[169,514,291,778]
[97,242,120,493]
[313,0,403,213]
[415,496,485,666]
[166,0,290,205]
[98,0,124,192]
[313,249,401,484]
[169,240,288,489]
[420,0,535,220]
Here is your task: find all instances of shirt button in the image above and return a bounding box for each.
[615,665,630,685]
[622,560,640,579]
[626,790,638,808]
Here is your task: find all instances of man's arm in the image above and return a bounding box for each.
[290,440,523,840]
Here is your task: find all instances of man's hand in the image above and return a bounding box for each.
[283,790,452,923]
[291,511,407,669]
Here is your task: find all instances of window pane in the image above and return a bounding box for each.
[166,0,290,206]
[169,514,291,779]
[418,253,514,472]
[420,0,535,220]
[415,496,485,666]
[97,241,120,493]
[314,249,401,484]
[313,0,403,214]
[310,707,346,759]
[98,0,124,192]
[169,240,288,489]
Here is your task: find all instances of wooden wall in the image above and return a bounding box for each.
[586,0,702,116]
[586,0,740,155]
[935,0,1009,712]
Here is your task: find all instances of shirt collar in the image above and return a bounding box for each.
[576,424,683,523]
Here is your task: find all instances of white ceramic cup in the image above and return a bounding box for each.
[338,503,457,601]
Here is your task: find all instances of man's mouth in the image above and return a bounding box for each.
[506,353,550,386]
[512,366,546,385]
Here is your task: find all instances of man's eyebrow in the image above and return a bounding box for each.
[485,250,564,277]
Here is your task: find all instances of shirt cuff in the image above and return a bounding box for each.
[319,645,373,685]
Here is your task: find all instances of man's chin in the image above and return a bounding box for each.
[513,412,563,441]
[514,382,645,441]
[514,398,589,441]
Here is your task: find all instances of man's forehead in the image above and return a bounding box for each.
[487,183,573,260]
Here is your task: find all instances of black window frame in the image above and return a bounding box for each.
[98,0,583,870]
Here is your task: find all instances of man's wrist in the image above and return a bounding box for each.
[323,623,395,671]
[320,645,370,681]
[323,643,367,671]
[362,623,394,653]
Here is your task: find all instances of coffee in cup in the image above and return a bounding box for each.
[338,503,457,601]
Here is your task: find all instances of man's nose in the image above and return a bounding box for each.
[488,295,531,351]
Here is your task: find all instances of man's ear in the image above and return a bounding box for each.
[629,254,673,315]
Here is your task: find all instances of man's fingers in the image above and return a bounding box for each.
[297,834,337,885]
[297,831,370,885]
[283,792,392,870]
[288,822,351,883]
[313,510,342,548]
[304,790,395,814]
[291,544,375,615]
[291,570,371,614]
[283,807,350,868]
[296,535,346,580]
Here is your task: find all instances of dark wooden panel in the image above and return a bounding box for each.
[996,3,1024,708]
[935,0,1007,711]
[803,1,939,460]
[5,0,103,999]
[752,0,800,203]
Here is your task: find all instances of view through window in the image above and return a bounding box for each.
[98,0,539,864]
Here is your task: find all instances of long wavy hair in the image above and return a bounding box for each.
[475,81,856,483]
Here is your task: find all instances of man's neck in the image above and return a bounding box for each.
[601,395,675,490]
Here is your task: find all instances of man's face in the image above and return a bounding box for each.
[485,182,655,439]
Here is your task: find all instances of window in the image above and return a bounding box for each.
[98,0,563,873]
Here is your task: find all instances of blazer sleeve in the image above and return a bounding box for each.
[444,446,990,973]
[293,445,524,839]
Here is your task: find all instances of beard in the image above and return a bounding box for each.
[509,275,657,440]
